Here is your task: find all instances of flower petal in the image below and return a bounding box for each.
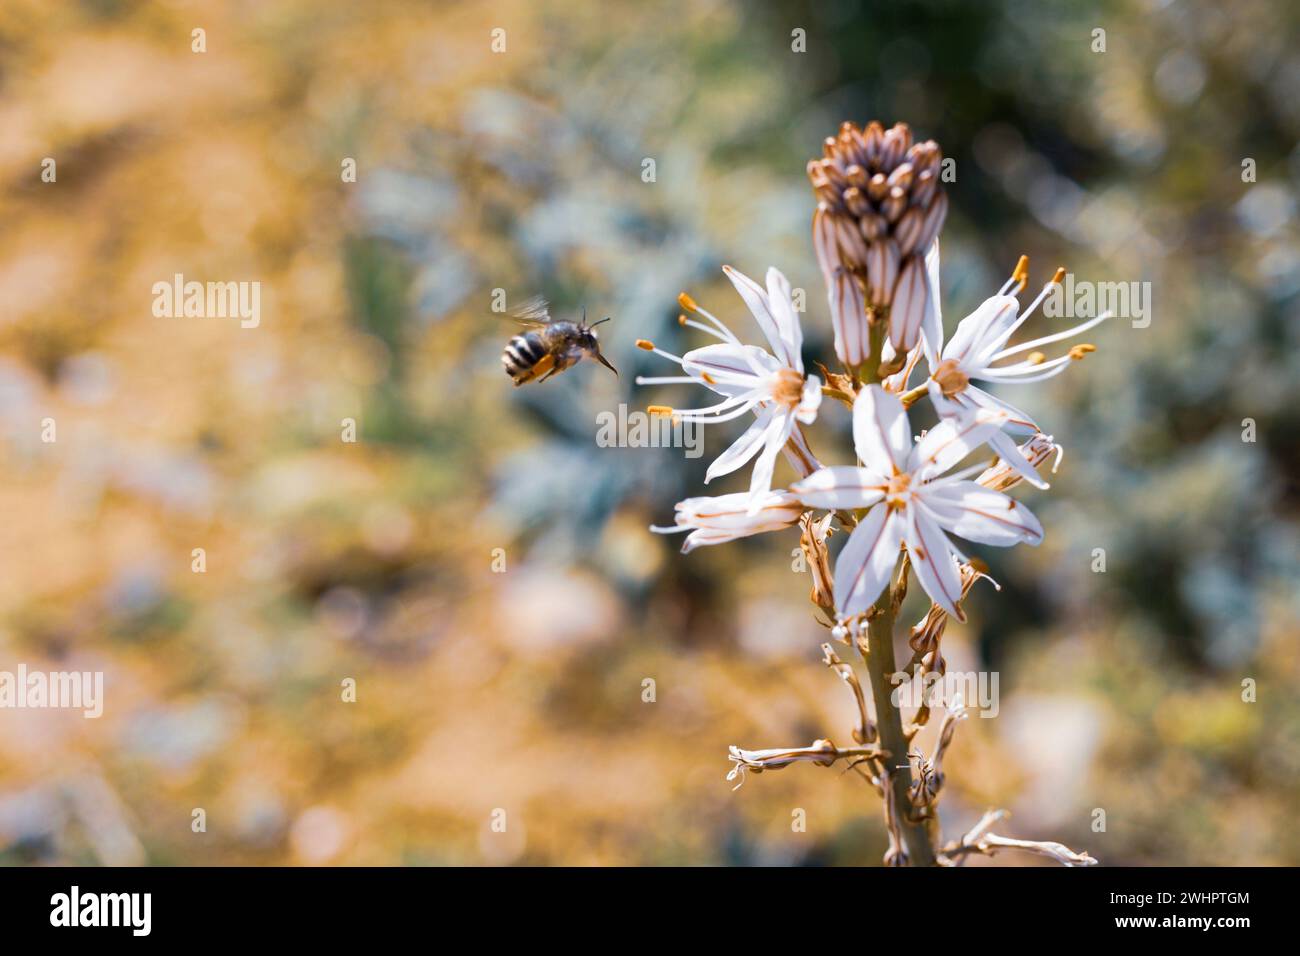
[927,383,1046,488]
[682,343,777,397]
[704,407,774,483]
[672,490,803,527]
[920,240,943,364]
[941,295,1018,369]
[834,504,904,618]
[722,265,790,367]
[925,377,967,420]
[908,407,1005,477]
[796,374,823,424]
[853,385,911,473]
[679,530,737,553]
[707,408,774,486]
[746,410,797,511]
[781,423,822,479]
[920,482,1044,547]
[790,466,887,510]
[962,384,1039,434]
[986,428,1048,490]
[668,490,804,552]
[905,508,965,619]
[765,267,803,370]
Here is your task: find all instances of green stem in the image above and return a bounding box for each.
[862,314,887,385]
[862,575,938,866]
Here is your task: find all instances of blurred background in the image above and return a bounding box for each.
[0,0,1296,865]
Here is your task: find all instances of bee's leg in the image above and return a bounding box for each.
[539,351,575,383]
[526,353,557,384]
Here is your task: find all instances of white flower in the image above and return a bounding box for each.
[637,265,821,513]
[789,385,1043,620]
[919,249,1110,488]
[975,432,1064,492]
[651,490,804,553]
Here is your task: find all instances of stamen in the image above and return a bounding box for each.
[985,268,1069,355]
[978,353,1074,378]
[1068,343,1095,359]
[673,399,763,425]
[685,299,741,344]
[638,339,685,364]
[667,395,751,417]
[977,360,1077,384]
[1020,275,1060,321]
[1027,351,1046,365]
[677,292,699,312]
[635,376,696,385]
[647,405,675,416]
[1008,255,1030,293]
[679,315,734,342]
[991,311,1112,361]
[885,471,912,507]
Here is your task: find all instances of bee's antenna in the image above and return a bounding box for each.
[589,316,612,328]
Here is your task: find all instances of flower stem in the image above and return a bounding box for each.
[862,575,938,866]
[863,315,887,385]
[898,381,930,407]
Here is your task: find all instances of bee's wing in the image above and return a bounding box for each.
[508,295,553,328]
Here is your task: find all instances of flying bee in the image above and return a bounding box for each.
[500,297,618,386]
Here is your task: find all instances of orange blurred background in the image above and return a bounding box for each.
[0,0,1297,865]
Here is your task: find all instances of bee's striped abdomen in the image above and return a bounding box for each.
[502,331,548,384]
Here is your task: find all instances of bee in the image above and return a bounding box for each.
[501,297,618,386]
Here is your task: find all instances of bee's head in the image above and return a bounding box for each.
[583,316,617,376]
